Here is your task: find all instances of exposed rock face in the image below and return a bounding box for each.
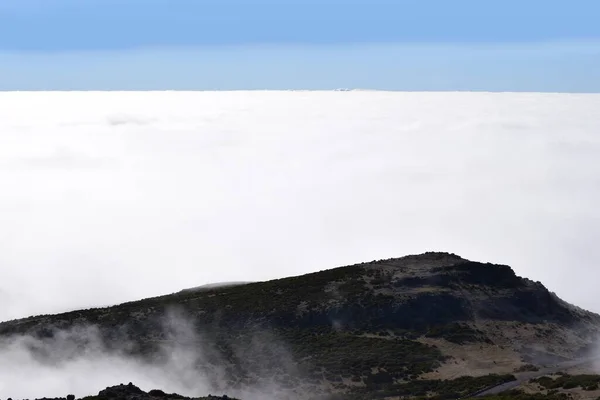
[0,252,598,399]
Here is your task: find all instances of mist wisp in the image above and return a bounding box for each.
[0,308,311,400]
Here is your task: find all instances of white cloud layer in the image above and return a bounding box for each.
[0,91,599,323]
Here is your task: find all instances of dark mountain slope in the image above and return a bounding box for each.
[1,252,598,399]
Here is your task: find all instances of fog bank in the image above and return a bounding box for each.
[1,91,599,320]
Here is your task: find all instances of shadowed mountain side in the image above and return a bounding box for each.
[1,252,599,399]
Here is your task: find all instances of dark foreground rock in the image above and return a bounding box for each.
[96,383,236,400]
[14,383,237,400]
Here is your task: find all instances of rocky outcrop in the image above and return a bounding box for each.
[95,383,236,400]
[5,384,237,400]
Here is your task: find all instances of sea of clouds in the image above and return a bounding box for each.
[0,90,599,321]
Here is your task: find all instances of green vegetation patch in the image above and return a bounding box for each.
[425,322,491,344]
[531,374,600,391]
[347,374,516,399]
[474,389,570,400]
[280,330,447,381]
[514,364,540,373]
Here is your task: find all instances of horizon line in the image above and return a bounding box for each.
[1,89,599,94]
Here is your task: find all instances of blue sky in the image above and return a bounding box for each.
[1,0,600,91]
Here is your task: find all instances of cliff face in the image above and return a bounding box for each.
[1,252,598,399]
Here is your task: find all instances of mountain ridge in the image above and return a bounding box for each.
[1,252,599,400]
